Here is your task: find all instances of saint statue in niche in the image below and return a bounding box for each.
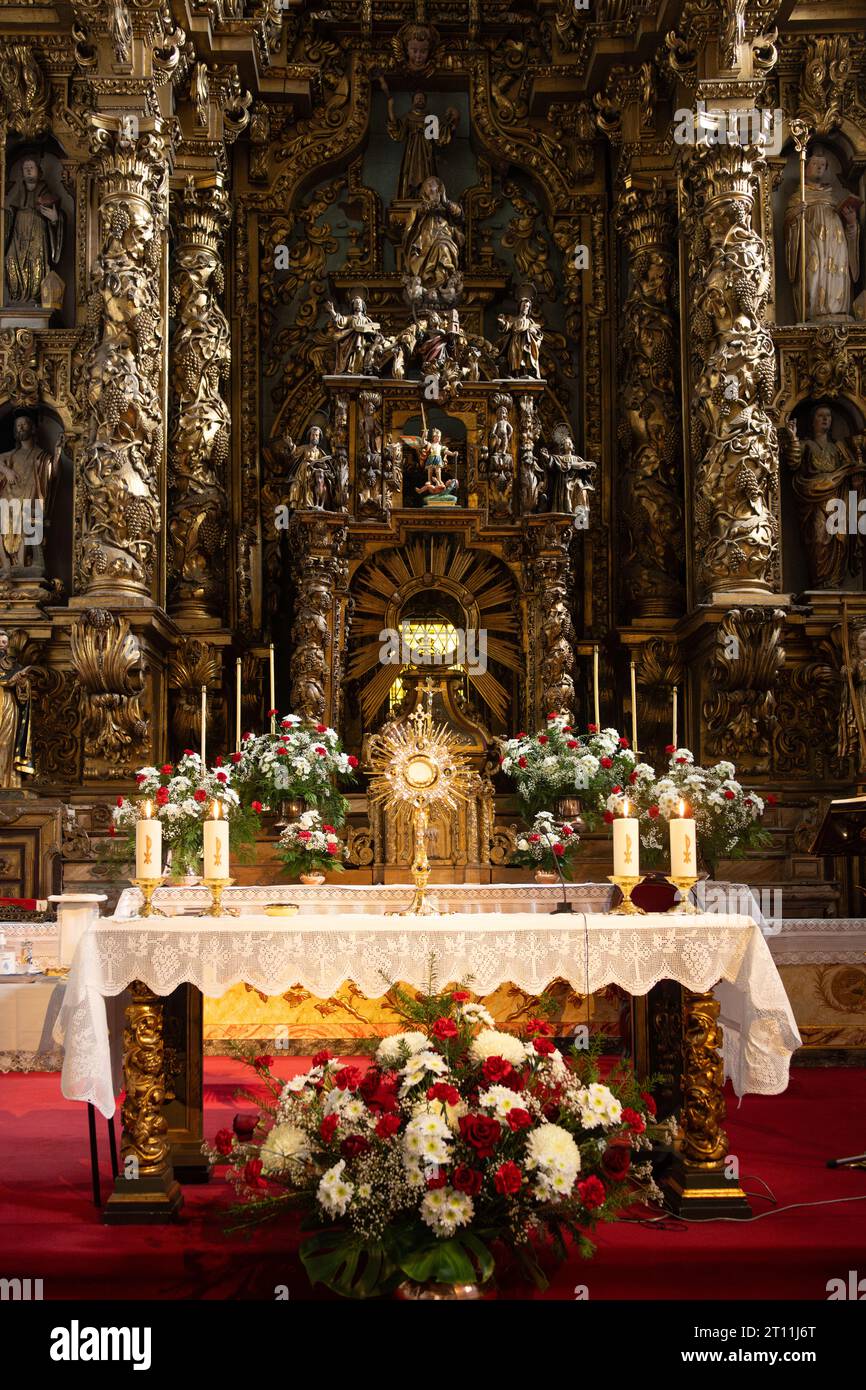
[402,176,464,304]
[782,405,866,589]
[785,148,861,322]
[0,629,34,787]
[497,294,544,378]
[284,425,334,511]
[379,81,458,201]
[325,296,382,375]
[0,413,62,575]
[541,427,597,518]
[4,153,65,306]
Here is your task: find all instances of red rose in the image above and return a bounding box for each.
[155,786,169,806]
[525,1018,552,1036]
[547,711,558,720]
[135,773,146,784]
[316,723,328,733]
[432,1017,458,1040]
[252,1054,274,1071]
[242,1158,266,1189]
[611,785,622,795]
[621,1106,646,1134]
[601,1142,631,1180]
[528,833,541,843]
[347,755,359,768]
[427,1082,460,1106]
[600,756,613,769]
[335,1065,362,1091]
[340,1134,370,1159]
[458,1113,501,1158]
[562,725,573,733]
[193,788,208,803]
[296,830,311,840]
[767,793,778,806]
[723,789,735,800]
[213,1128,234,1156]
[252,801,263,814]
[320,1114,340,1143]
[160,764,173,775]
[537,735,549,745]
[578,1175,606,1208]
[619,737,630,748]
[518,757,528,769]
[215,771,227,784]
[451,1164,483,1196]
[506,1107,532,1133]
[276,748,288,757]
[665,744,676,754]
[482,1056,514,1084]
[603,810,614,825]
[183,748,195,757]
[533,1038,556,1056]
[230,752,242,764]
[648,805,659,819]
[552,843,565,857]
[567,740,579,749]
[360,1067,399,1113]
[326,842,340,855]
[494,1160,523,1196]
[426,1168,448,1190]
[587,723,598,733]
[375,1113,401,1138]
[215,756,224,767]
[452,990,471,1002]
[640,1090,657,1118]
[233,1112,258,1140]
[115,795,124,808]
[311,1049,332,1067]
[560,824,573,836]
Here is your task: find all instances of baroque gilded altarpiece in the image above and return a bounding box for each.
[1,2,866,1055]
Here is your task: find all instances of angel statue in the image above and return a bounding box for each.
[283,425,334,511]
[399,425,459,503]
[324,296,382,375]
[498,293,544,379]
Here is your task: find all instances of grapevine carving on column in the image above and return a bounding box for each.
[288,517,346,724]
[615,183,684,618]
[527,523,576,724]
[79,115,168,601]
[684,143,779,601]
[679,989,728,1168]
[168,174,232,620]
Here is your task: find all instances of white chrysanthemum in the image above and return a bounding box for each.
[376,1030,429,1064]
[457,1002,496,1029]
[398,1050,449,1094]
[412,1096,467,1132]
[469,1028,528,1068]
[340,1098,368,1124]
[524,1123,581,1199]
[576,1083,622,1129]
[479,1084,525,1119]
[406,1111,451,1141]
[420,1188,474,1237]
[323,1086,357,1117]
[317,1160,355,1217]
[282,1065,322,1096]
[259,1122,311,1176]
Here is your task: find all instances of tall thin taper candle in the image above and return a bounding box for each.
[235,657,242,753]
[200,684,207,765]
[630,660,638,751]
[593,645,600,728]
[269,643,276,734]
[672,685,678,749]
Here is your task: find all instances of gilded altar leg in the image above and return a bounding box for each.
[663,987,751,1219]
[103,979,183,1224]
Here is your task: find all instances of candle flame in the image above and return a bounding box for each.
[678,799,686,818]
[623,798,630,817]
[143,799,153,819]
[211,799,223,820]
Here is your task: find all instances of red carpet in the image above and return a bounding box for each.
[1,1060,864,1301]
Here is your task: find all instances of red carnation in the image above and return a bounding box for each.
[136,773,146,784]
[322,824,335,833]
[516,732,527,739]
[230,752,242,764]
[375,1113,401,1138]
[525,1018,552,1036]
[640,1090,657,1118]
[276,747,288,756]
[537,734,549,745]
[426,1168,448,1190]
[547,711,558,719]
[567,739,579,749]
[183,748,195,756]
[577,1175,606,1208]
[723,789,735,800]
[360,1067,399,1114]
[213,1128,234,1157]
[518,757,528,769]
[252,801,262,814]
[611,784,622,795]
[600,756,613,769]
[587,723,598,733]
[316,723,328,733]
[116,795,124,808]
[563,725,573,733]
[312,1049,332,1067]
[619,737,630,748]
[528,833,541,843]
[458,1113,501,1158]
[242,1158,266,1190]
[320,1114,339,1143]
[193,788,208,803]
[533,1037,556,1056]
[506,1107,532,1133]
[267,708,278,718]
[252,1054,274,1071]
[676,756,688,764]
[451,1164,483,1196]
[432,1016,458,1040]
[160,764,173,775]
[335,1065,362,1091]
[215,756,224,767]
[326,842,340,855]
[665,744,676,754]
[216,771,228,783]
[552,843,565,857]
[314,746,327,757]
[296,829,311,839]
[603,810,614,825]
[347,755,359,768]
[452,990,471,1002]
[155,786,169,806]
[628,770,638,784]
[494,1160,523,1196]
[427,1082,460,1107]
[340,1134,370,1159]
[601,1142,631,1180]
[621,1106,646,1134]
[648,805,659,819]
[482,1055,514,1084]
[560,824,573,836]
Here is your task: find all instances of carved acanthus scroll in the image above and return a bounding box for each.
[69,608,148,776]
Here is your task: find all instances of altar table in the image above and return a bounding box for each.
[56,909,800,1223]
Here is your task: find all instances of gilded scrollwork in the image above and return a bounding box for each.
[69,608,148,776]
[702,607,786,773]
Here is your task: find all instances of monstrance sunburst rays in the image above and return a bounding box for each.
[367,691,474,916]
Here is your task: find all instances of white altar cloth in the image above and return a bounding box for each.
[57,911,800,1119]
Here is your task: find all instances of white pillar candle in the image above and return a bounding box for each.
[672,686,678,748]
[135,802,162,880]
[593,645,600,728]
[200,683,207,764]
[269,643,276,734]
[203,800,230,879]
[630,660,638,751]
[612,800,639,878]
[235,658,242,752]
[670,801,697,877]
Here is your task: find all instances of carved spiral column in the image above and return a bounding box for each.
[678,988,728,1168]
[683,143,780,602]
[168,174,232,622]
[615,182,684,618]
[526,522,576,725]
[79,114,170,603]
[288,517,347,725]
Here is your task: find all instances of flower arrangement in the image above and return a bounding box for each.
[277,809,347,879]
[227,714,358,826]
[500,715,652,828]
[205,981,668,1298]
[509,812,581,879]
[110,752,259,877]
[638,747,774,874]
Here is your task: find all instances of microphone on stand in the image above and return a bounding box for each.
[540,827,573,914]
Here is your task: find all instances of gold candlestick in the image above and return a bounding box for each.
[202,876,234,916]
[607,874,645,915]
[667,875,700,913]
[132,878,163,918]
